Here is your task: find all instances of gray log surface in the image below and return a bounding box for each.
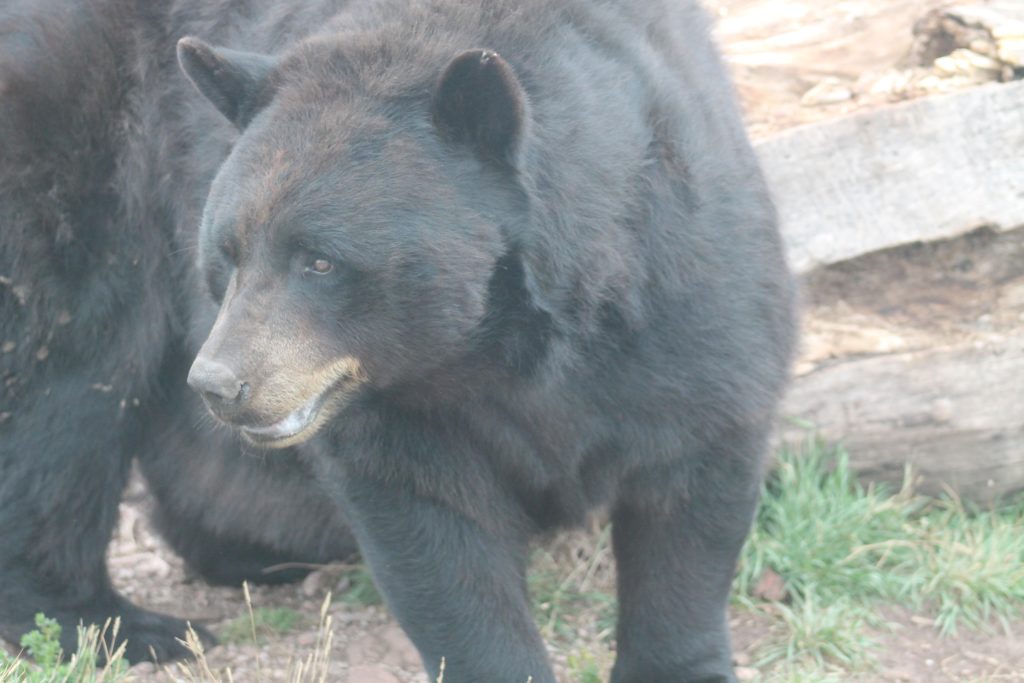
[757,79,1024,273]
[782,331,1024,505]
[757,80,1024,504]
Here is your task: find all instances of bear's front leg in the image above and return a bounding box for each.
[610,427,769,683]
[337,472,556,683]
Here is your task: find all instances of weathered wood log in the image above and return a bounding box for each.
[755,79,1024,273]
[779,226,1024,505]
[912,3,1024,76]
[714,2,1024,503]
[782,333,1024,505]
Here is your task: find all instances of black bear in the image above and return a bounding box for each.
[0,0,356,664]
[1,0,795,681]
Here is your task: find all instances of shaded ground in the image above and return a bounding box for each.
[800,225,1024,372]
[103,495,1024,682]
[109,480,420,683]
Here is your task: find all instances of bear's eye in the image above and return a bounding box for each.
[220,239,238,265]
[307,257,333,275]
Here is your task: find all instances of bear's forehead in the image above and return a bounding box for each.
[278,35,446,102]
[222,128,458,248]
[241,103,438,179]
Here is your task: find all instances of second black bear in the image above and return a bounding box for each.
[0,0,356,663]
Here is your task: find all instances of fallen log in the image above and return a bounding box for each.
[755,79,1024,273]
[912,3,1024,78]
[781,225,1024,505]
[783,333,1024,505]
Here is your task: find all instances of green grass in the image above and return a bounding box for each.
[736,439,923,604]
[734,436,1024,678]
[761,666,847,683]
[529,526,616,644]
[565,650,603,683]
[523,436,1024,682]
[753,594,875,669]
[0,614,130,683]
[219,606,303,645]
[336,566,383,607]
[899,497,1024,635]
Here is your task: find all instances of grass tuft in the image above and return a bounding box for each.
[737,435,1024,677]
[736,439,921,604]
[336,566,383,608]
[0,614,130,683]
[754,594,875,669]
[529,526,616,644]
[219,607,303,646]
[168,584,335,683]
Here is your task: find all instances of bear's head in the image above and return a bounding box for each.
[179,36,539,448]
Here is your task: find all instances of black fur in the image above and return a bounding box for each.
[1,1,796,681]
[0,0,356,663]
[177,38,278,129]
[433,48,528,165]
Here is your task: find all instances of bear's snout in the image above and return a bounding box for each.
[187,356,248,407]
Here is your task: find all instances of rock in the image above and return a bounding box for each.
[115,503,143,545]
[801,77,854,107]
[296,631,321,648]
[933,49,1002,82]
[346,624,420,669]
[752,568,788,603]
[302,568,332,598]
[999,37,1024,67]
[129,662,157,676]
[134,554,172,579]
[869,69,916,99]
[347,664,402,683]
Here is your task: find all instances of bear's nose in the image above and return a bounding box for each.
[188,357,247,404]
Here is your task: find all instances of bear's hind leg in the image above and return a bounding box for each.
[610,427,769,683]
[0,380,211,663]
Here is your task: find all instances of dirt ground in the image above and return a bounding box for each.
[708,0,950,137]
[104,484,1024,683]
[730,607,1024,682]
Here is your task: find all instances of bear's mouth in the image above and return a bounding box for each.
[237,362,366,448]
[239,391,325,446]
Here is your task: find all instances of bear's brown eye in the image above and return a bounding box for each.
[220,239,238,264]
[309,257,333,274]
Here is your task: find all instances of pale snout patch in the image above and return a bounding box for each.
[240,355,367,448]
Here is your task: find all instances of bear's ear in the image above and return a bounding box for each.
[433,49,528,166]
[177,37,278,129]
